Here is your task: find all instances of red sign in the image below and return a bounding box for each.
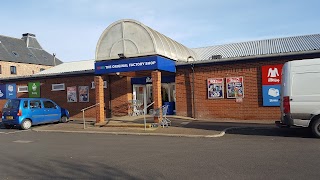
[262,64,283,85]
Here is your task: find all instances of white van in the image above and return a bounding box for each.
[278,58,320,137]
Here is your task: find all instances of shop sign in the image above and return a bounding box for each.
[262,64,283,106]
[0,84,17,99]
[207,78,224,99]
[226,77,244,98]
[67,86,77,102]
[0,85,6,99]
[6,84,16,99]
[28,82,40,98]
[95,56,176,74]
[262,85,281,106]
[262,64,283,85]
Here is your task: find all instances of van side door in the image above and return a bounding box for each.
[43,100,61,122]
[29,100,44,124]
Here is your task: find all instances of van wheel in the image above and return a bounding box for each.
[21,119,32,130]
[60,116,68,123]
[311,117,320,138]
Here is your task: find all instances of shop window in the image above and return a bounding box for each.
[91,81,107,89]
[18,86,28,93]
[10,66,17,74]
[52,83,65,91]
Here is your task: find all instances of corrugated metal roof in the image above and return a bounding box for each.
[36,59,94,75]
[192,34,320,60]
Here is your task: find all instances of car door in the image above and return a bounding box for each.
[42,100,60,122]
[29,100,44,124]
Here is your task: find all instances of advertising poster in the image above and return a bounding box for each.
[226,77,244,98]
[6,84,16,99]
[28,82,40,98]
[79,86,89,102]
[67,86,77,102]
[207,78,224,99]
[0,84,6,99]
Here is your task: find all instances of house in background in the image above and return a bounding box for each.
[0,33,62,78]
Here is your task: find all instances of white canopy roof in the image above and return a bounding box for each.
[96,19,198,62]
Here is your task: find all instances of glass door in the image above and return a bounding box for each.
[133,85,147,114]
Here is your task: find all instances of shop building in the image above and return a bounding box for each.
[1,19,320,122]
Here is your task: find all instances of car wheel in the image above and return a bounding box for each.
[60,116,68,123]
[21,119,32,130]
[311,117,320,138]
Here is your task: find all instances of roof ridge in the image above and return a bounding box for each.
[0,34,22,40]
[193,33,320,49]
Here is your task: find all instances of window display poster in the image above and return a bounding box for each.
[207,78,224,99]
[79,86,89,102]
[67,86,77,102]
[226,77,244,98]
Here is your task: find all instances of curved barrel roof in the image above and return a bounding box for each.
[96,19,198,62]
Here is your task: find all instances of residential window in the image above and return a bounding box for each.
[40,68,45,71]
[10,66,17,74]
[0,65,2,74]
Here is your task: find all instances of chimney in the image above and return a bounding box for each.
[22,33,36,47]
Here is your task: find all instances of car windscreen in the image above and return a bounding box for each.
[4,99,20,109]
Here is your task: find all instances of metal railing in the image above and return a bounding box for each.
[143,101,154,131]
[81,103,99,129]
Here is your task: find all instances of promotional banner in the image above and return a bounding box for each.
[226,77,244,98]
[0,84,6,99]
[207,78,224,99]
[79,86,89,102]
[6,84,16,99]
[67,86,77,102]
[262,64,283,106]
[28,82,40,98]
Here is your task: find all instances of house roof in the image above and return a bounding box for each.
[191,34,320,61]
[0,33,62,66]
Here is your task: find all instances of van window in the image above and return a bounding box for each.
[43,101,56,109]
[30,100,42,109]
[4,99,20,109]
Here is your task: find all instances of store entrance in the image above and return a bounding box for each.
[132,83,175,114]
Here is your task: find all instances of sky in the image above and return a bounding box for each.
[1,0,320,62]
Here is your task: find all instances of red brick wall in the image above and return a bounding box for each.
[109,76,132,116]
[175,59,290,121]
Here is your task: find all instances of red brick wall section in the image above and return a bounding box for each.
[95,76,105,123]
[109,76,131,116]
[152,70,162,123]
[175,59,290,121]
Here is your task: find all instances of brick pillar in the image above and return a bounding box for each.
[152,70,162,123]
[95,76,105,123]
